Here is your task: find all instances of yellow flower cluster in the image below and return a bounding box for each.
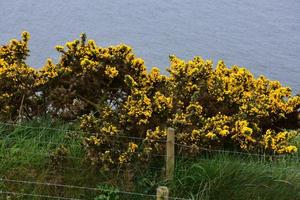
[86,136,102,146]
[231,120,256,150]
[140,127,167,159]
[153,91,172,113]
[104,66,119,79]
[118,142,139,164]
[123,90,153,125]
[100,122,119,135]
[176,114,231,146]
[262,129,297,154]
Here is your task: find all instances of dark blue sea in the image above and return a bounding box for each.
[1,0,299,93]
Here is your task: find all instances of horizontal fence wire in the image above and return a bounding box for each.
[0,178,156,198]
[1,124,299,170]
[1,122,299,199]
[0,178,191,200]
[0,191,82,200]
[1,166,166,184]
[0,139,80,147]
[1,122,298,160]
[174,157,300,173]
[0,150,83,160]
[174,143,300,159]
[2,122,298,156]
[3,153,298,174]
[0,122,166,143]
[1,165,298,198]
[4,141,294,161]
[0,149,167,161]
[1,140,298,162]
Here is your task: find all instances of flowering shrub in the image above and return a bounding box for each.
[81,54,299,169]
[1,33,299,169]
[39,33,149,119]
[80,67,171,169]
[168,56,300,154]
[0,32,40,121]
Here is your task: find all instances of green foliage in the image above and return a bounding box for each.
[94,184,120,200]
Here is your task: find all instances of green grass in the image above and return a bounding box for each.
[0,119,299,200]
[170,154,300,200]
[0,117,83,171]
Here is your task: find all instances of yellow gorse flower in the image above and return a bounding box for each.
[105,66,119,78]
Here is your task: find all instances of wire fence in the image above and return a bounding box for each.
[0,122,166,143]
[1,122,299,159]
[174,143,300,160]
[1,122,299,166]
[0,191,82,200]
[0,178,190,200]
[0,122,299,199]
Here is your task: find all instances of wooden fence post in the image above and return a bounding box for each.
[156,186,169,200]
[18,94,25,123]
[166,127,175,181]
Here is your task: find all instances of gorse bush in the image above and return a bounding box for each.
[0,32,40,121]
[167,56,300,154]
[0,32,299,169]
[80,66,171,169]
[39,33,149,119]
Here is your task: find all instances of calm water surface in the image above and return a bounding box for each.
[1,0,299,92]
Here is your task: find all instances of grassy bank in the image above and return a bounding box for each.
[0,118,299,200]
